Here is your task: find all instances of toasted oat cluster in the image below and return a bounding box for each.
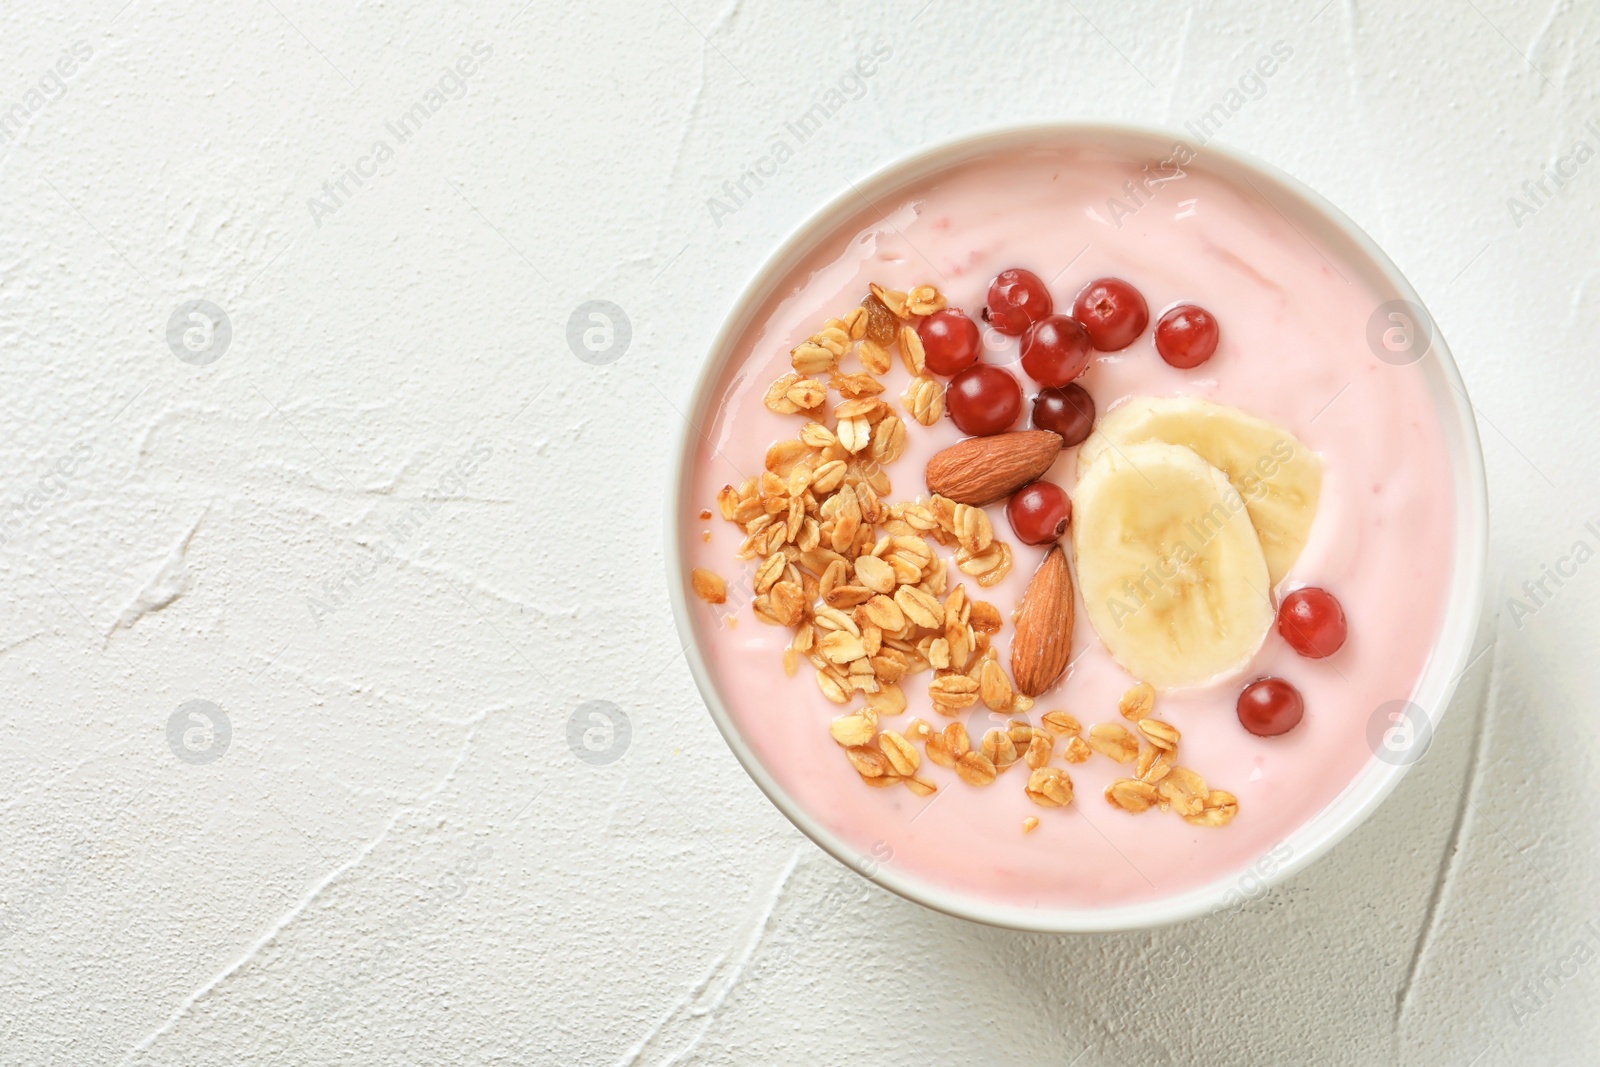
[708,285,1026,798]
[696,285,1238,830]
[1097,682,1239,827]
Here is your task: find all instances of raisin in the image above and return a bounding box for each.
[861,294,898,345]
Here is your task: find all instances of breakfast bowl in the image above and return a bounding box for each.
[666,123,1487,932]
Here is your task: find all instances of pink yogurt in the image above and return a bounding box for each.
[683,142,1454,910]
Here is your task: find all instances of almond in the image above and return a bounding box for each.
[1010,544,1075,697]
[924,430,1062,505]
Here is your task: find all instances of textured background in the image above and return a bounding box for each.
[0,1,1595,1064]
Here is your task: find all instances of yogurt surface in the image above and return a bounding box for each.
[684,139,1455,910]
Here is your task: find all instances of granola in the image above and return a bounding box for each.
[701,281,1244,834]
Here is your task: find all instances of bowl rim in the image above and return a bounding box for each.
[664,120,1489,933]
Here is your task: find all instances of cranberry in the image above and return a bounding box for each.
[1277,587,1348,658]
[1006,481,1072,545]
[946,364,1022,436]
[918,309,981,376]
[1031,384,1096,447]
[984,268,1053,336]
[1020,314,1092,387]
[1155,304,1220,368]
[1072,277,1149,351]
[1237,677,1305,737]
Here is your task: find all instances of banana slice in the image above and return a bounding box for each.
[1073,442,1274,690]
[1078,396,1321,588]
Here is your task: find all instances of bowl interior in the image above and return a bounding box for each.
[667,123,1488,932]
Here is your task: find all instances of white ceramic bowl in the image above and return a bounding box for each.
[666,123,1488,932]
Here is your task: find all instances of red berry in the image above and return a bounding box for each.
[1277,587,1348,658]
[1155,304,1220,368]
[1006,481,1072,545]
[946,364,1022,436]
[1072,277,1148,351]
[1020,315,1092,387]
[1237,677,1305,737]
[984,268,1053,336]
[918,309,981,376]
[1031,384,1095,447]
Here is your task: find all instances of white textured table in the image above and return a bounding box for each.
[0,2,1593,1063]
